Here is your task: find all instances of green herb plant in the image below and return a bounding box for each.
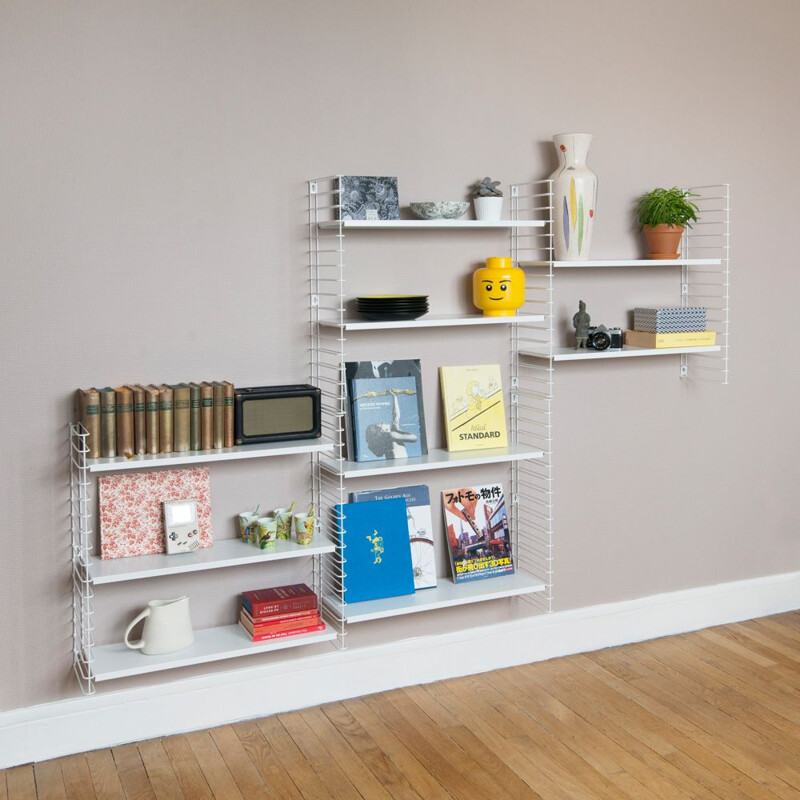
[636,187,699,229]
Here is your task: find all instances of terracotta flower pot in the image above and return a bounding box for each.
[643,224,685,259]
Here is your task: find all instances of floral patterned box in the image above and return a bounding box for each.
[99,467,213,559]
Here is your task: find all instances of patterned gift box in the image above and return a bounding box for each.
[633,307,707,333]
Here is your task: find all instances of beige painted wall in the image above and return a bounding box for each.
[2,0,798,712]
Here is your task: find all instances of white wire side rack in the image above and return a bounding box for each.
[510,180,555,615]
[681,184,731,384]
[70,423,95,695]
[308,176,554,645]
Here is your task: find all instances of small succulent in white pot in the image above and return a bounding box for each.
[472,177,504,221]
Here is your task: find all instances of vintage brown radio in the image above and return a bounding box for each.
[234,385,321,445]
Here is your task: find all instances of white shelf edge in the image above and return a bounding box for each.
[92,623,337,681]
[89,538,336,585]
[521,345,722,361]
[87,439,334,473]
[519,258,722,268]
[320,444,544,478]
[318,219,545,230]
[319,313,545,331]
[325,571,546,623]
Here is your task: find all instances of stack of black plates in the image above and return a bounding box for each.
[356,295,429,321]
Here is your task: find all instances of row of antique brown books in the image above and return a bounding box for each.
[75,382,234,460]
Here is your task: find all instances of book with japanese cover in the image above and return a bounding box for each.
[350,484,436,590]
[439,364,508,452]
[75,388,101,459]
[115,387,134,457]
[334,498,415,604]
[200,382,214,450]
[441,484,514,583]
[172,384,191,452]
[158,385,173,453]
[128,385,146,455]
[188,382,202,451]
[99,387,116,458]
[144,385,160,454]
[345,360,427,463]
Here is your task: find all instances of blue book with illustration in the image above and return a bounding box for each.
[349,484,436,590]
[334,498,415,604]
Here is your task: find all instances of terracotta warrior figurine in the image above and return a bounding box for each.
[573,300,591,349]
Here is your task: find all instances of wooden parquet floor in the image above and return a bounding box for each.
[5,611,800,799]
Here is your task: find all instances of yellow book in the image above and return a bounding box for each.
[625,330,717,349]
[439,364,508,452]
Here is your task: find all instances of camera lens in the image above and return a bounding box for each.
[592,331,611,351]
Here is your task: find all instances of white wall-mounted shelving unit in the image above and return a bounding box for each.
[308,176,555,646]
[69,426,338,693]
[513,180,731,380]
[69,177,729,695]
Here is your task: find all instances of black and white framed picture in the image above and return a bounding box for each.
[337,175,400,220]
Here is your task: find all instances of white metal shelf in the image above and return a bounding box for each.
[318,219,546,230]
[519,258,722,268]
[325,571,546,623]
[92,622,337,681]
[89,538,336,585]
[320,444,544,479]
[319,313,545,331]
[521,345,722,362]
[86,439,334,473]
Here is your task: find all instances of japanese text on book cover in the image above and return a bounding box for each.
[439,364,508,452]
[441,484,514,583]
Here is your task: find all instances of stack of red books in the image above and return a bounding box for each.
[239,583,325,642]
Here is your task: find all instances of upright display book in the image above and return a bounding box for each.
[335,498,415,604]
[439,364,508,452]
[350,484,436,590]
[441,484,514,583]
[336,176,400,221]
[345,360,427,463]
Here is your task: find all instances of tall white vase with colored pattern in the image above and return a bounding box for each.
[550,133,597,261]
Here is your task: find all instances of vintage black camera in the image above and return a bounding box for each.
[586,325,623,351]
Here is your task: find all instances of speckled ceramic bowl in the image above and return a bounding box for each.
[409,201,469,220]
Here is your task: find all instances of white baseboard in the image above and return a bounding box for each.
[2,569,799,769]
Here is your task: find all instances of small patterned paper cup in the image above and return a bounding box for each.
[238,512,259,544]
[274,508,293,540]
[257,516,277,549]
[293,514,315,545]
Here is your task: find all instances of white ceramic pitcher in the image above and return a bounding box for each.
[124,596,193,655]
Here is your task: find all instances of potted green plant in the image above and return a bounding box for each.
[472,177,504,221]
[636,187,699,259]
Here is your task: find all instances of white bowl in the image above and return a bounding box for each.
[409,201,469,220]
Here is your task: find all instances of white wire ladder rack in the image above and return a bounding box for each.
[70,423,96,695]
